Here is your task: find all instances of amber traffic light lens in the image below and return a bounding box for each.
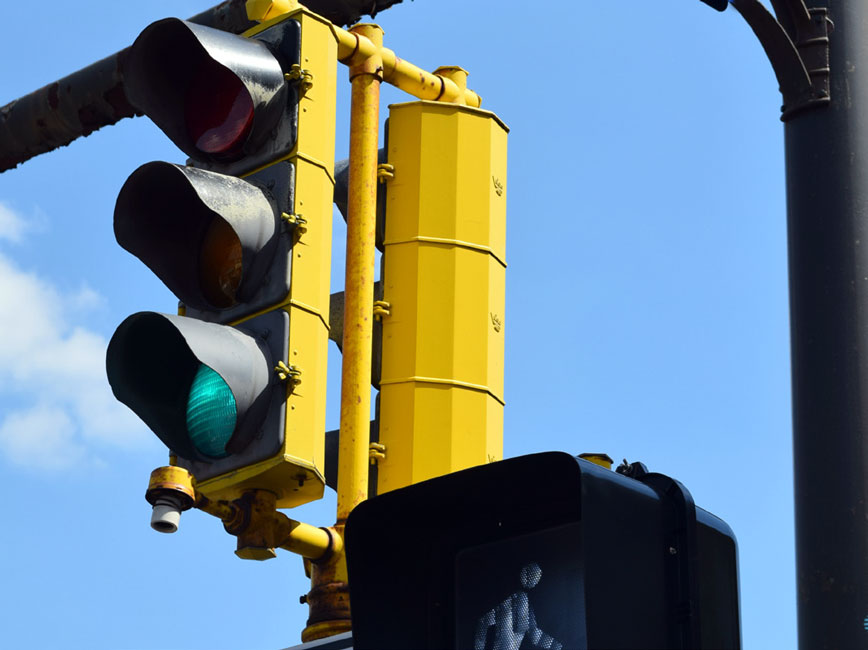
[199,217,243,308]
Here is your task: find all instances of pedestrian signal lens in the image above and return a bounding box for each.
[185,63,254,157]
[186,364,237,458]
[456,523,584,650]
[199,217,243,308]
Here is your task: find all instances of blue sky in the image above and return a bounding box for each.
[0,1,792,648]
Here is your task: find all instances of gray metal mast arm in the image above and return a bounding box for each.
[0,0,404,173]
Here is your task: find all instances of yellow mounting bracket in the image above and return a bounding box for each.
[281,211,308,242]
[275,360,302,388]
[145,467,338,561]
[369,442,386,465]
[285,64,315,92]
[373,300,390,320]
[377,163,395,182]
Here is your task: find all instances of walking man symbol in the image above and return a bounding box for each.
[473,562,563,650]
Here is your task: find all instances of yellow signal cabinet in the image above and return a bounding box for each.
[378,100,508,494]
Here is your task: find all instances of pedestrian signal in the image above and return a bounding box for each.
[345,451,740,649]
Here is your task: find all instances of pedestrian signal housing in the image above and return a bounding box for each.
[346,451,740,649]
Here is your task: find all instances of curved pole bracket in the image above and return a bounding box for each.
[727,0,832,121]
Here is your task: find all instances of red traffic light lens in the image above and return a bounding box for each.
[184,63,254,156]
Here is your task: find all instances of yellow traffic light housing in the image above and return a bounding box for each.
[377,100,509,493]
[106,7,337,508]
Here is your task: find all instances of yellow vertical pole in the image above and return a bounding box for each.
[336,23,383,523]
[302,22,383,645]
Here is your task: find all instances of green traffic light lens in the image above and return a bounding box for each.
[186,364,237,458]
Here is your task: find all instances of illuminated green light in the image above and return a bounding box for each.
[186,364,236,458]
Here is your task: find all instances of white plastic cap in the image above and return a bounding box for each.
[151,501,182,533]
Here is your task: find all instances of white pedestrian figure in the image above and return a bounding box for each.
[473,562,563,650]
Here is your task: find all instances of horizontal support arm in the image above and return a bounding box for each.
[0,0,406,173]
[330,23,482,107]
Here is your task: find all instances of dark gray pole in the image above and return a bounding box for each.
[785,1,868,647]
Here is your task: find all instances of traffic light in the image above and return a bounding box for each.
[346,452,741,649]
[106,7,337,508]
[122,17,301,175]
[376,100,508,494]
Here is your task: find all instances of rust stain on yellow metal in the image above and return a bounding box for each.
[194,492,238,523]
[146,466,196,502]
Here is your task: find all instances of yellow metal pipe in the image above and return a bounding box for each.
[248,2,480,106]
[335,23,384,523]
[304,27,383,641]
[277,518,338,560]
[196,489,336,561]
[330,23,481,107]
[301,523,350,642]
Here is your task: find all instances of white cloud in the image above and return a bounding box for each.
[0,205,151,471]
[0,406,87,470]
[0,201,28,243]
[67,284,106,312]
